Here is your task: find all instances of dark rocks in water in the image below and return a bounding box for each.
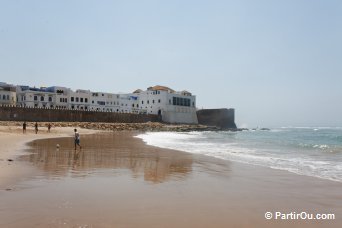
[260,128,270,131]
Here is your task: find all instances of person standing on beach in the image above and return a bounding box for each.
[34,122,38,134]
[47,123,51,133]
[23,122,27,134]
[74,129,82,150]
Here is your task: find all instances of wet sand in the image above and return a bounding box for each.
[0,131,342,227]
[0,125,100,188]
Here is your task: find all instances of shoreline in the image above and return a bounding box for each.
[0,125,101,189]
[1,124,342,227]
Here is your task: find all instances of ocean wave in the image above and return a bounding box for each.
[135,132,342,182]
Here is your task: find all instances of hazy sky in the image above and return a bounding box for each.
[1,0,341,127]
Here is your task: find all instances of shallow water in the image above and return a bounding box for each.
[136,128,342,182]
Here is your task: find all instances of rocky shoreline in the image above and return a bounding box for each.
[0,121,242,132]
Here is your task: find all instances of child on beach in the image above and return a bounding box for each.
[74,129,82,150]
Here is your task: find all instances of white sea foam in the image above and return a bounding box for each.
[135,132,342,182]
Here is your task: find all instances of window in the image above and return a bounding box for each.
[60,98,63,102]
[80,98,84,102]
[92,100,94,104]
[49,97,52,102]
[142,101,144,104]
[71,97,74,102]
[147,100,149,104]
[34,96,38,101]
[172,97,191,107]
[71,105,74,109]
[40,96,44,101]
[152,100,155,104]
[76,97,79,102]
[158,99,161,103]
[85,98,88,103]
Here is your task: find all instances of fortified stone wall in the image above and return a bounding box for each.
[196,108,237,129]
[0,106,159,123]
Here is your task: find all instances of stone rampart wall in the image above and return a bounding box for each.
[0,105,159,123]
[196,108,237,129]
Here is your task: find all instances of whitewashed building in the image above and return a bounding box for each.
[0,82,16,105]
[89,91,121,112]
[69,89,91,110]
[16,86,70,108]
[132,86,198,124]
[4,82,198,124]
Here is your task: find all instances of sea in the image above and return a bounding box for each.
[136,127,342,182]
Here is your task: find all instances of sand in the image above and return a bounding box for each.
[0,127,341,228]
[0,125,100,188]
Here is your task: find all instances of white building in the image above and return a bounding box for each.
[4,82,198,124]
[133,85,198,124]
[16,86,69,108]
[69,89,91,110]
[89,91,121,112]
[0,82,16,105]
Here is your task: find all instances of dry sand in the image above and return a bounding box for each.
[0,126,341,228]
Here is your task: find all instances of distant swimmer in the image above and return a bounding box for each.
[74,129,82,150]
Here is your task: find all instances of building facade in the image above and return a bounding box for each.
[4,83,198,124]
[132,86,198,124]
[0,82,16,105]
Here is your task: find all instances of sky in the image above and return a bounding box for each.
[0,0,341,127]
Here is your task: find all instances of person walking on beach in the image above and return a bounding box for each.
[74,129,82,150]
[23,122,27,134]
[34,122,38,134]
[47,123,51,133]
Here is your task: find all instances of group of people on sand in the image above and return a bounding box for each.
[22,122,82,150]
[22,122,51,134]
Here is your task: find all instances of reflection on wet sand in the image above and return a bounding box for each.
[22,132,193,183]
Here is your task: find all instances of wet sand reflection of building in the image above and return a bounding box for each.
[23,133,193,183]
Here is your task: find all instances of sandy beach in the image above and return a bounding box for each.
[0,124,100,189]
[0,125,341,228]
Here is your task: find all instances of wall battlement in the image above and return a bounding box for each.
[0,105,159,123]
